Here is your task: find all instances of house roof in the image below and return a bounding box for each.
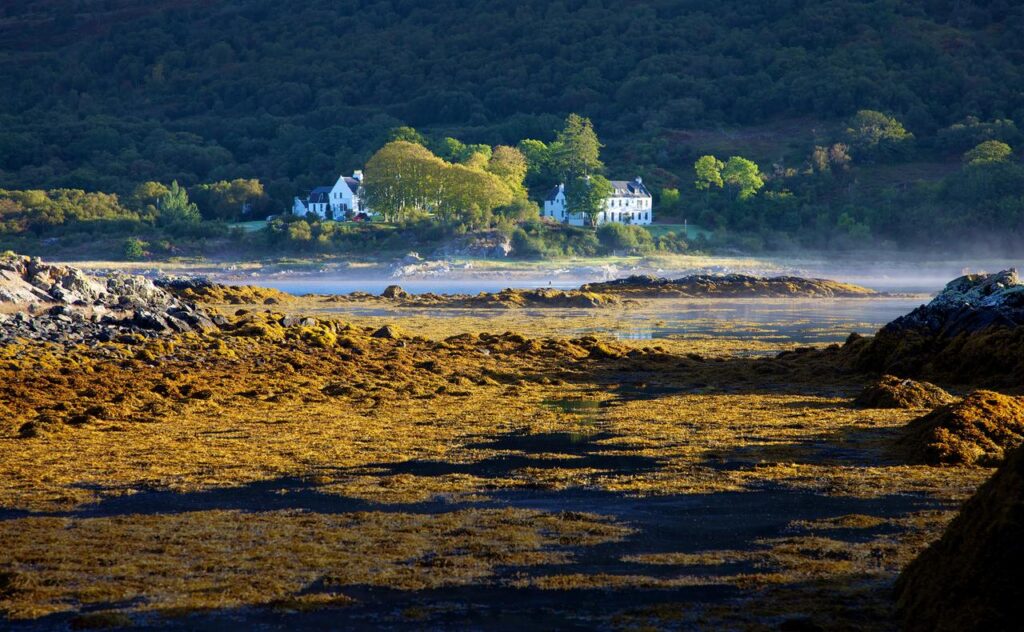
[309,186,331,203]
[343,177,363,192]
[609,179,651,198]
[544,185,564,202]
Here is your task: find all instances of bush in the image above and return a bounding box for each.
[121,237,147,260]
[596,223,654,254]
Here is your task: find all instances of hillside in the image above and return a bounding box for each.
[1,0,1022,204]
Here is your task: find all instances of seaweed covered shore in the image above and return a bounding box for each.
[1,260,1022,630]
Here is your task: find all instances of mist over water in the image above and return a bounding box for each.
[234,254,1022,296]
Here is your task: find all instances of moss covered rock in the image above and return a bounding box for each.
[896,391,1024,466]
[854,375,956,409]
[895,445,1024,631]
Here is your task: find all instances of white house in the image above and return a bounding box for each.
[542,177,653,226]
[293,170,367,220]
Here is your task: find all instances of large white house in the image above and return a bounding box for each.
[292,171,367,220]
[542,177,653,226]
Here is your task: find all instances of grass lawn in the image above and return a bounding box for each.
[645,223,712,240]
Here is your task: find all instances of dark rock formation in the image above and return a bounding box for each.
[894,445,1024,631]
[896,391,1024,466]
[848,269,1024,385]
[1,254,215,346]
[854,375,956,409]
[381,285,410,299]
[580,274,876,298]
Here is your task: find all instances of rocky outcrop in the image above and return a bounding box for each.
[580,274,876,298]
[381,285,410,299]
[156,277,289,305]
[896,391,1024,466]
[854,375,956,409]
[894,445,1024,631]
[848,269,1024,385]
[0,254,215,346]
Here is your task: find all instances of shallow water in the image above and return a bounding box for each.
[317,297,924,346]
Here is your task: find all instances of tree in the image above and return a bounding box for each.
[486,146,528,198]
[596,223,653,253]
[694,155,725,191]
[288,220,312,241]
[191,179,267,220]
[552,114,603,179]
[122,237,147,260]
[964,140,1013,166]
[156,181,200,224]
[364,141,446,222]
[388,126,427,146]
[721,157,765,200]
[660,187,681,211]
[566,175,613,227]
[845,110,913,161]
[517,139,556,189]
[130,182,170,209]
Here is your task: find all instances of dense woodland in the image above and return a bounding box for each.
[1,0,1024,253]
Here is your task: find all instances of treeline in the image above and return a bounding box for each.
[2,0,1023,209]
[653,110,1024,250]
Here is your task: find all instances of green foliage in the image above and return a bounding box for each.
[845,110,914,161]
[388,126,427,146]
[694,156,725,191]
[486,146,528,198]
[659,188,681,211]
[721,157,765,200]
[2,0,1023,213]
[287,220,312,241]
[566,175,614,226]
[964,141,1013,166]
[363,141,513,226]
[190,179,267,220]
[122,237,147,260]
[596,223,654,254]
[156,182,201,225]
[936,117,1021,153]
[552,114,604,179]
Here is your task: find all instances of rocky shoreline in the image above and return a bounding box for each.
[0,254,216,346]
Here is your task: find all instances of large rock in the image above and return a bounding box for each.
[896,391,1024,466]
[849,269,1024,385]
[894,445,1024,631]
[0,254,217,346]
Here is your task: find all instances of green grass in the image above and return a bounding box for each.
[228,221,269,233]
[645,223,711,240]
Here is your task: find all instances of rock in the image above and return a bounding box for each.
[0,254,220,346]
[580,274,875,298]
[894,445,1024,632]
[371,325,405,339]
[854,375,956,409]
[896,391,1024,466]
[381,285,410,299]
[850,269,1024,385]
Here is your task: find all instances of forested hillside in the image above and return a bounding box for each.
[1,0,1023,250]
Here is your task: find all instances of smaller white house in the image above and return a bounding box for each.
[293,170,367,220]
[542,177,653,226]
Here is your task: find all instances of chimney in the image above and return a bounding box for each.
[635,176,643,184]
[352,170,364,182]
[558,183,565,192]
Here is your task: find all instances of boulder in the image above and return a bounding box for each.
[853,375,956,409]
[896,391,1024,466]
[371,324,406,339]
[381,285,410,299]
[850,269,1024,385]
